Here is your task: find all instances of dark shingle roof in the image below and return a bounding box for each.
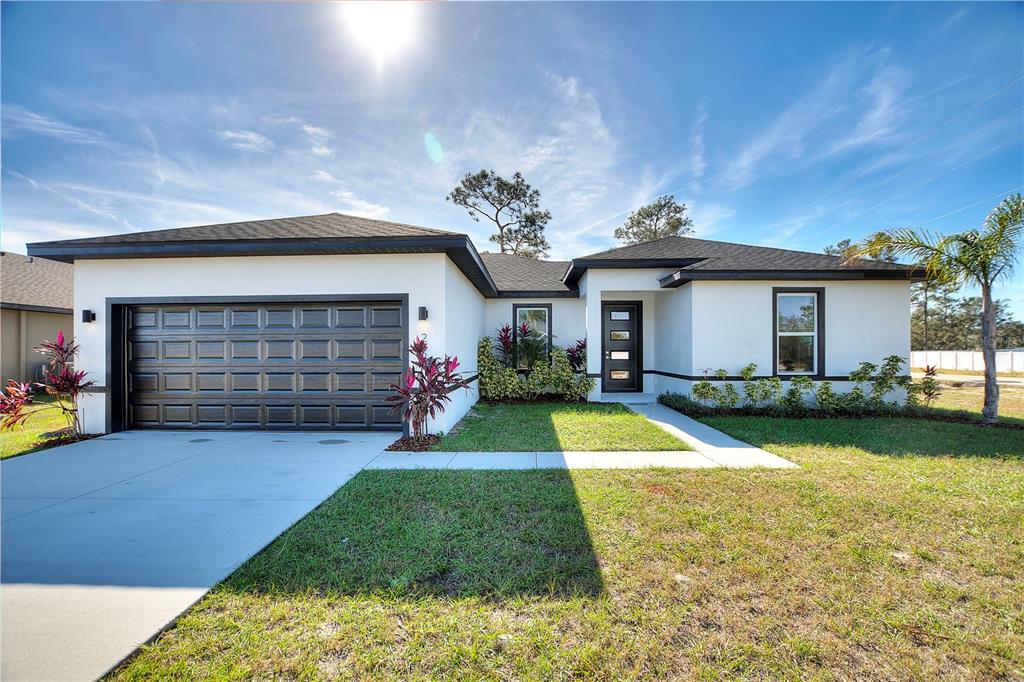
[579,236,908,271]
[38,212,460,245]
[0,252,74,312]
[565,235,920,286]
[479,252,573,295]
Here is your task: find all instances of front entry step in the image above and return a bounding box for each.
[595,393,656,404]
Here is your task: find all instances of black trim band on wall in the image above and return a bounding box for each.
[772,287,826,379]
[643,369,908,382]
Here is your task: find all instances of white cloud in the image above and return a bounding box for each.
[311,144,335,157]
[310,170,337,183]
[216,129,275,153]
[720,52,910,190]
[1,105,107,145]
[330,190,390,219]
[828,66,908,155]
[689,104,708,181]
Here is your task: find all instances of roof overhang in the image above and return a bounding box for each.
[562,258,703,287]
[26,235,501,298]
[659,267,928,288]
[494,289,579,299]
[0,302,74,315]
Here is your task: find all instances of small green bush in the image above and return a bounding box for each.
[477,337,592,402]
[662,356,917,418]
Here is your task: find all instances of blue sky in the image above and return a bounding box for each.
[2,2,1022,309]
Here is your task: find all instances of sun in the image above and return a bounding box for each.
[341,2,419,66]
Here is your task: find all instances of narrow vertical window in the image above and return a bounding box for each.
[776,292,817,374]
[513,304,552,370]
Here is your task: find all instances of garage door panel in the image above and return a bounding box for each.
[126,301,405,430]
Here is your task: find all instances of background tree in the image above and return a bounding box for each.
[614,195,694,245]
[849,193,1024,424]
[447,170,551,258]
[824,238,897,262]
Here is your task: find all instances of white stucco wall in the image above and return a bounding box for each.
[443,258,486,430]
[651,285,692,395]
[74,253,476,434]
[483,298,586,350]
[689,279,911,377]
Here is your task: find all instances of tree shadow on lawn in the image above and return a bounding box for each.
[703,416,1024,460]
[225,469,604,599]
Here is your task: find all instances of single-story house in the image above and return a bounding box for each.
[26,213,919,435]
[0,252,74,383]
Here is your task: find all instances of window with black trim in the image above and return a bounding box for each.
[775,292,818,374]
[512,304,552,370]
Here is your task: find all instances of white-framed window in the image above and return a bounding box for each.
[776,292,818,374]
[513,304,551,370]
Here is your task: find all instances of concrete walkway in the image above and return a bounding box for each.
[374,403,796,470]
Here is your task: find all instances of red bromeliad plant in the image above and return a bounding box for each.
[0,330,94,436]
[387,336,470,441]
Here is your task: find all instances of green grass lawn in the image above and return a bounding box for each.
[930,382,1024,425]
[433,401,692,451]
[113,417,1023,680]
[0,396,70,459]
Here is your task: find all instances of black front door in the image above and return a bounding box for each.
[602,302,641,392]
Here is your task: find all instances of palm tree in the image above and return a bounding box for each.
[848,193,1024,424]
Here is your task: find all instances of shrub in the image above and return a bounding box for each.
[914,365,942,406]
[780,375,814,414]
[515,322,547,370]
[387,336,470,440]
[566,338,587,373]
[494,324,515,368]
[477,338,592,402]
[1,330,96,436]
[692,377,717,406]
[478,338,524,401]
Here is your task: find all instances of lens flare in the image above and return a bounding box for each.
[424,132,443,164]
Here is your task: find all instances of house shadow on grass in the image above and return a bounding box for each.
[225,469,604,599]
[707,416,1024,460]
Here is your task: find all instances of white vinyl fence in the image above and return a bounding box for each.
[911,350,1024,373]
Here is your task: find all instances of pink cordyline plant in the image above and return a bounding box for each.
[387,336,470,441]
[494,323,515,368]
[0,330,94,436]
[566,338,587,373]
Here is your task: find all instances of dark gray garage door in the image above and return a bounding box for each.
[126,301,406,430]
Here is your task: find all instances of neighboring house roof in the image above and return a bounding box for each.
[479,252,575,297]
[0,252,74,314]
[563,235,922,286]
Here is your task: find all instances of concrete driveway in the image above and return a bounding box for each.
[1,430,393,682]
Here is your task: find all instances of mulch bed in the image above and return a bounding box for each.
[386,435,440,452]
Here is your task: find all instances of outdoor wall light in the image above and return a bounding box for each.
[81,309,96,323]
[418,306,429,321]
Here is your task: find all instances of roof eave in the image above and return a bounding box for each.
[659,267,928,288]
[26,235,501,299]
[0,302,74,315]
[495,289,579,299]
[562,257,704,286]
